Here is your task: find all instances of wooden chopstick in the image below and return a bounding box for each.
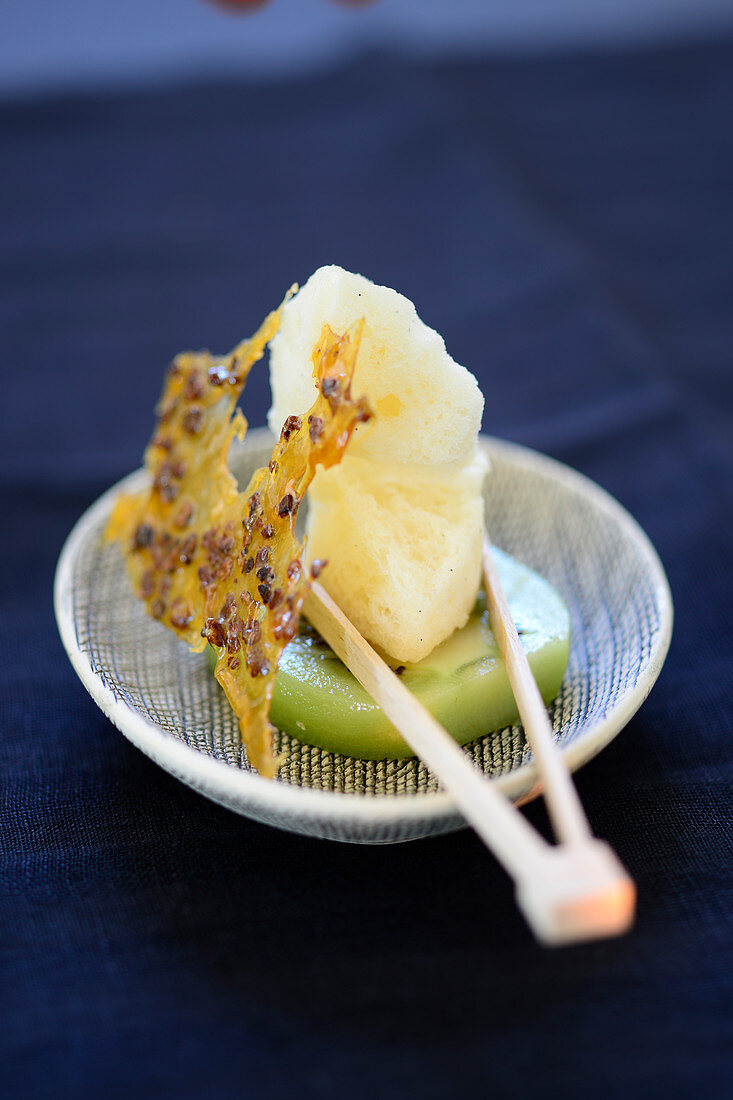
[481,532,592,847]
[304,579,636,945]
[481,531,636,939]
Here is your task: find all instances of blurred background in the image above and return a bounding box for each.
[4,0,733,96]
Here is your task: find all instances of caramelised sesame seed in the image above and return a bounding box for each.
[246,648,270,678]
[169,601,193,629]
[272,610,297,641]
[184,372,205,400]
[281,415,302,440]
[277,493,295,518]
[182,406,204,435]
[220,593,236,620]
[203,617,227,648]
[173,501,194,529]
[308,415,324,443]
[133,523,154,550]
[286,560,301,582]
[179,534,198,564]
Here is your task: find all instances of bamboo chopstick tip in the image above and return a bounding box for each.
[516,840,636,946]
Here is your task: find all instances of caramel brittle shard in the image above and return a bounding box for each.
[106,302,284,649]
[107,313,371,776]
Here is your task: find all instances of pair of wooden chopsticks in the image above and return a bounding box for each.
[304,531,635,946]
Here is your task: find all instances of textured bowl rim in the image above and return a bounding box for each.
[54,431,674,832]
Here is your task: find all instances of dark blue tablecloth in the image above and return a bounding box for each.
[2,40,732,1099]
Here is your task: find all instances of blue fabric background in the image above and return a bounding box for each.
[2,40,732,1098]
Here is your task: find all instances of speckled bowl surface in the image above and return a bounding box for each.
[55,431,673,844]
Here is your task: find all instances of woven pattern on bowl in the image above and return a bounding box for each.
[69,432,664,811]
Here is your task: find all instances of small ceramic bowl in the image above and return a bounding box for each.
[55,430,673,844]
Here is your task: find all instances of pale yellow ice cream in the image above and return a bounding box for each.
[268,266,486,664]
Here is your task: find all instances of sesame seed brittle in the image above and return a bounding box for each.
[107,312,371,777]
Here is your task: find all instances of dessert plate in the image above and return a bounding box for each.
[54,431,673,844]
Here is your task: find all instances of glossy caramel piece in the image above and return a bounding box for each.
[107,308,371,777]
